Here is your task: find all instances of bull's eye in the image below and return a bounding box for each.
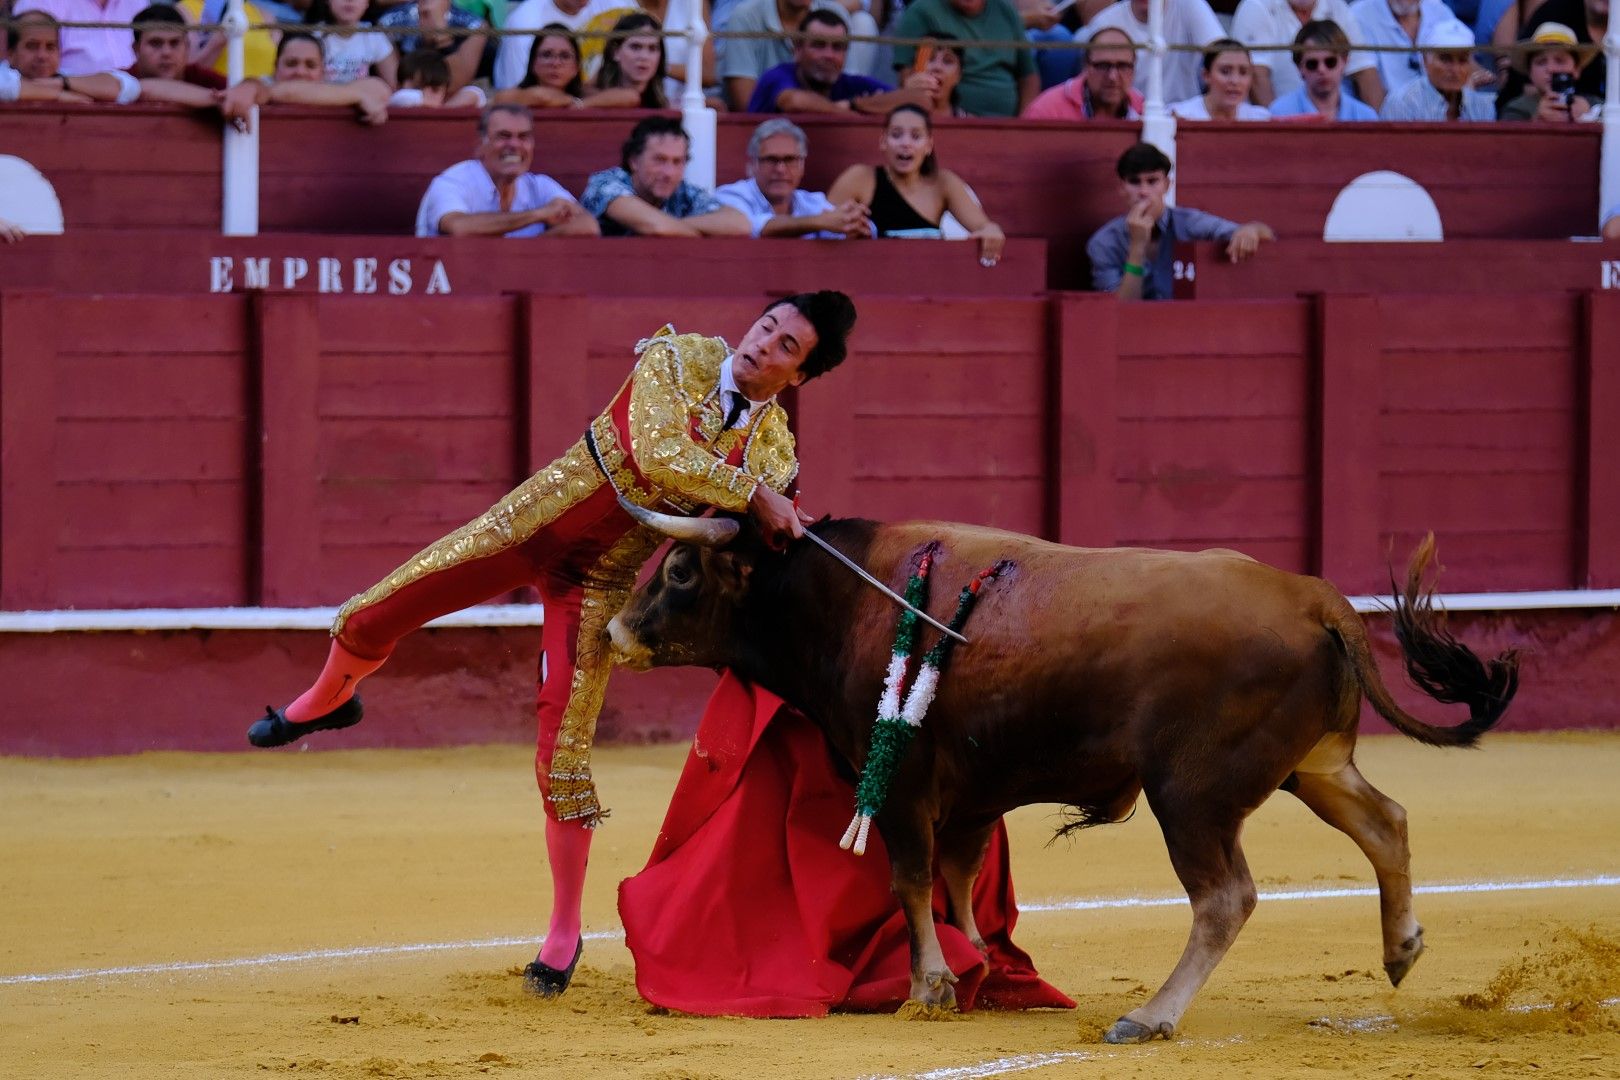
[666,562,693,587]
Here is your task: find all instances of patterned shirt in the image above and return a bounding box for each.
[1378,76,1495,121]
[377,3,484,57]
[581,167,725,237]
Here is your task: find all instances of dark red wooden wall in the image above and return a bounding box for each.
[3,288,1616,614]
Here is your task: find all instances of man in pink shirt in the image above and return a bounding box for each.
[13,0,148,75]
[1022,27,1145,120]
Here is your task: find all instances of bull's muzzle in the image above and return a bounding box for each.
[605,614,654,670]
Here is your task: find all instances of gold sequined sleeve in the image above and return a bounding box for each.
[750,407,799,495]
[627,337,761,512]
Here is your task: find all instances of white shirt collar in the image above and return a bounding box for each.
[719,355,769,426]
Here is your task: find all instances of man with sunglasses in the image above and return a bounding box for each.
[1231,0,1378,106]
[1266,19,1379,118]
[716,118,874,237]
[1022,26,1144,119]
[1378,15,1494,119]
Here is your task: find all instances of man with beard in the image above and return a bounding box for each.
[1348,0,1457,106]
[715,118,873,237]
[581,115,751,237]
[416,104,599,237]
[746,9,931,114]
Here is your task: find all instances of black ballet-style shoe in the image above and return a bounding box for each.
[521,938,583,998]
[246,695,364,748]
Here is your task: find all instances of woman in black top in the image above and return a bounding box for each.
[827,104,1005,265]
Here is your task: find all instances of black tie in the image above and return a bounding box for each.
[723,391,748,432]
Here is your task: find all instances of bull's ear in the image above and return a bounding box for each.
[711,551,754,599]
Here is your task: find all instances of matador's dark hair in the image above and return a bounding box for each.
[766,291,857,381]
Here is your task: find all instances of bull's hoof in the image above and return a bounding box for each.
[908,969,958,1009]
[1103,1018,1174,1044]
[1384,927,1425,987]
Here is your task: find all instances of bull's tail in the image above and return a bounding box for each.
[1326,533,1519,748]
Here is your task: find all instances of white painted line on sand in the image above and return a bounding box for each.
[4,874,1615,989]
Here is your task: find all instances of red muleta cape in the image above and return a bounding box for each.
[618,672,1076,1017]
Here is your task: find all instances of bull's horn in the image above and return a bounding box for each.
[617,495,740,547]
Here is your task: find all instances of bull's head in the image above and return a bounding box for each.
[606,499,764,672]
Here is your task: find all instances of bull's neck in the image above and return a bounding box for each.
[726,520,879,715]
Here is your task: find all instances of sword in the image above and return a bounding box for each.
[800,529,970,645]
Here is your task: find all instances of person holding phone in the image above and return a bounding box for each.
[1497,21,1594,121]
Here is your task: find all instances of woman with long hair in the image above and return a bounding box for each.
[588,11,668,109]
[494,23,587,108]
[1169,38,1270,120]
[826,103,1005,265]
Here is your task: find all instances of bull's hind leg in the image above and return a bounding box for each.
[1288,762,1424,986]
[1106,804,1257,1044]
[938,823,996,954]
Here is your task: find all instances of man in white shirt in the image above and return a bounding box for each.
[12,0,146,75]
[714,119,873,239]
[1230,0,1378,106]
[1081,0,1224,105]
[494,0,627,89]
[416,104,602,237]
[1347,0,1456,104]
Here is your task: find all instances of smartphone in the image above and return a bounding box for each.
[1548,70,1576,105]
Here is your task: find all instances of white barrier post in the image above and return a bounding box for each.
[1140,0,1178,205]
[1601,26,1619,230]
[220,0,259,235]
[681,0,717,190]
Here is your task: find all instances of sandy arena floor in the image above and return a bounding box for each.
[2,731,1618,1079]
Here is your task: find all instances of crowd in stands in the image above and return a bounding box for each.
[0,0,1610,122]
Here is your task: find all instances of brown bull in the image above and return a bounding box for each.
[605,510,1518,1043]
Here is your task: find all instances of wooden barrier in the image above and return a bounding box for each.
[2,105,1603,288]
[1175,240,1620,299]
[4,287,1616,613]
[0,232,1048,297]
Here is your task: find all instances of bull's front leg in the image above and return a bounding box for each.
[882,805,955,1008]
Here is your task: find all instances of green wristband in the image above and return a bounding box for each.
[1122,262,1145,277]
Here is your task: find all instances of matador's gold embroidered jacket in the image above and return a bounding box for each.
[330,327,797,826]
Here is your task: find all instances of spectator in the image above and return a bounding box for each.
[1081,0,1223,105]
[1021,25,1143,119]
[913,33,970,116]
[1498,21,1596,120]
[12,0,146,75]
[126,4,223,87]
[1498,0,1607,104]
[1024,0,1082,92]
[182,0,280,80]
[715,117,873,237]
[1379,16,1494,118]
[378,0,485,94]
[494,0,624,89]
[635,0,720,103]
[891,0,1038,117]
[747,8,930,112]
[415,103,599,236]
[721,0,875,111]
[1267,19,1379,118]
[1230,0,1379,106]
[493,23,587,107]
[304,0,399,87]
[826,103,1006,264]
[220,30,394,125]
[3,10,140,98]
[391,47,488,106]
[1169,39,1272,119]
[1347,0,1456,105]
[581,115,752,236]
[1088,142,1273,301]
[587,11,668,108]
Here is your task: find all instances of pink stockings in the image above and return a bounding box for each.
[539,817,592,967]
[284,640,387,722]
